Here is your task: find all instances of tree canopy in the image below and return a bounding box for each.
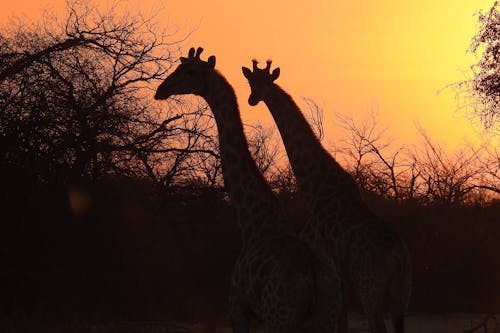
[463,1,500,133]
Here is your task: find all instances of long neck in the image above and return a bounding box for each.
[263,84,362,207]
[202,72,285,243]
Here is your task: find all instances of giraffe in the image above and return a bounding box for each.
[154,47,342,333]
[242,60,412,333]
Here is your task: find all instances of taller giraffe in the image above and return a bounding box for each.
[243,60,412,333]
[154,48,341,333]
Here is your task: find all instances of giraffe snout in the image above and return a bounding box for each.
[248,95,260,106]
[154,86,171,100]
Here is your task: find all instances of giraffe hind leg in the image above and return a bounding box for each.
[389,283,406,333]
[311,270,342,333]
[357,278,389,333]
[389,249,412,333]
[230,301,251,333]
[361,291,388,333]
[392,313,405,333]
[389,260,411,333]
[367,314,388,333]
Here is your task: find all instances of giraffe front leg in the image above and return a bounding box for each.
[311,269,343,333]
[339,272,350,333]
[356,276,388,333]
[230,299,252,333]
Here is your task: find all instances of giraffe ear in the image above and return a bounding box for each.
[271,67,280,81]
[180,57,188,64]
[207,55,216,67]
[242,67,252,79]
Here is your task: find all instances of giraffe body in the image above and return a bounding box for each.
[243,61,412,333]
[155,48,341,333]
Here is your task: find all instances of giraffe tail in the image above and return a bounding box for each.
[390,246,412,333]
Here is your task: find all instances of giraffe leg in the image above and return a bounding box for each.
[388,282,405,333]
[338,266,351,333]
[360,284,389,333]
[230,301,251,333]
[366,314,387,333]
[339,282,349,333]
[311,269,342,333]
[388,258,411,333]
[356,275,388,333]
[391,311,405,333]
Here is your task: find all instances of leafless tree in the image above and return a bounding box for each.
[134,101,219,189]
[335,112,499,205]
[191,135,223,189]
[336,111,410,201]
[466,141,500,199]
[410,126,482,205]
[0,0,217,189]
[407,125,500,205]
[247,124,281,180]
[302,97,325,141]
[269,164,299,197]
[456,1,500,133]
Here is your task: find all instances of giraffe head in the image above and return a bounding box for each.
[154,47,216,100]
[242,60,280,106]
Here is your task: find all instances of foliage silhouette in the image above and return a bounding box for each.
[0,0,216,187]
[335,111,499,205]
[457,1,500,133]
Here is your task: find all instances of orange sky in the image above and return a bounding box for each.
[0,0,496,150]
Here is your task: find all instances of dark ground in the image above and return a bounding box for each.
[1,176,500,324]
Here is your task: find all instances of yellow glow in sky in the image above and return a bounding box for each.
[0,0,496,150]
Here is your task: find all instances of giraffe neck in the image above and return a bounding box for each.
[201,71,285,244]
[263,84,363,209]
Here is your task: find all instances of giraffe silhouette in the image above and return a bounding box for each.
[155,47,341,333]
[242,60,412,333]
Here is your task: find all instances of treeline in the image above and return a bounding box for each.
[1,0,500,323]
[1,0,498,205]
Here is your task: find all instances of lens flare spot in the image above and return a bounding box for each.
[68,188,92,217]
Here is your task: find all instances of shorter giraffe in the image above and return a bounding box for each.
[243,60,412,333]
[155,48,342,333]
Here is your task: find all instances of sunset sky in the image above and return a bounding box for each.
[0,0,496,151]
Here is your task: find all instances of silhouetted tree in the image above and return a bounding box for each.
[303,97,325,141]
[247,124,281,179]
[475,144,500,197]
[269,164,299,197]
[410,126,483,206]
[336,111,499,205]
[137,101,220,189]
[460,1,500,133]
[336,111,411,201]
[0,0,217,187]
